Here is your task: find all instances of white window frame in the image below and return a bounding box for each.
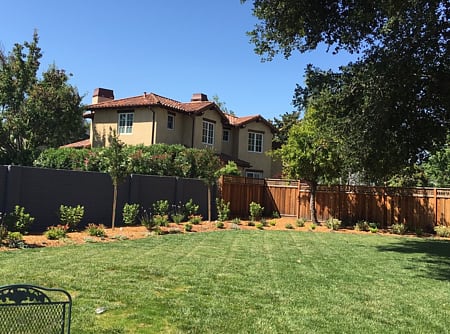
[167,113,175,130]
[118,112,134,134]
[248,131,263,153]
[246,170,263,179]
[202,120,215,145]
[222,129,230,142]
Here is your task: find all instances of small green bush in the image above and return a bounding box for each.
[140,210,158,230]
[7,231,24,248]
[216,221,225,229]
[216,198,230,222]
[285,223,294,229]
[45,225,68,240]
[231,217,241,225]
[5,205,35,234]
[171,213,184,224]
[188,215,202,225]
[249,201,264,222]
[153,214,169,227]
[310,223,317,230]
[184,223,193,232]
[122,203,140,225]
[255,222,264,230]
[184,199,199,217]
[391,223,407,235]
[59,204,84,231]
[152,200,169,216]
[369,226,379,233]
[326,218,341,231]
[85,224,106,237]
[296,218,306,227]
[269,220,276,226]
[272,211,280,219]
[354,221,370,232]
[434,225,450,237]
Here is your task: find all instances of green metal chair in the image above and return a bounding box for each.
[0,284,72,334]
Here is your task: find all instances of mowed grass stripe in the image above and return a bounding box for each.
[1,230,450,333]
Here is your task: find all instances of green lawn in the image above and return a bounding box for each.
[1,230,450,333]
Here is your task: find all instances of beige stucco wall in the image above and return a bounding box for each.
[236,121,273,178]
[92,108,154,147]
[153,107,193,147]
[191,108,224,152]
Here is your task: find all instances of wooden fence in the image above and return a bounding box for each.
[219,176,450,231]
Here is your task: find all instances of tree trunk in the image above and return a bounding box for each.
[309,181,318,224]
[207,185,212,222]
[111,183,117,230]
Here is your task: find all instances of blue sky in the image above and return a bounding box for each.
[1,1,354,120]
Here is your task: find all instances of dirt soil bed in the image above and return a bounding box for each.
[1,217,438,250]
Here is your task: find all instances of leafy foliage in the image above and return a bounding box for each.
[59,204,84,231]
[4,205,35,234]
[0,32,85,165]
[249,201,264,221]
[216,198,230,222]
[245,0,449,183]
[122,203,140,225]
[45,225,68,240]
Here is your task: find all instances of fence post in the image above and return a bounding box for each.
[296,180,301,219]
[434,188,438,226]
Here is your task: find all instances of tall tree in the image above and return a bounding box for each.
[275,107,341,223]
[243,0,449,182]
[270,110,301,145]
[211,94,235,115]
[0,32,85,165]
[103,131,131,229]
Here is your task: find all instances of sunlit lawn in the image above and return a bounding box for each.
[1,230,450,333]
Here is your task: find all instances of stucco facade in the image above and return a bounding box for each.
[85,89,277,178]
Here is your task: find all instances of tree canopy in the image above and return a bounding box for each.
[244,0,450,183]
[0,32,86,165]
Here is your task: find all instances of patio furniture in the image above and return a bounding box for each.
[0,284,72,334]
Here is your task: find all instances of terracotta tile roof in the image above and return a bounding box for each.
[87,92,215,115]
[60,139,91,148]
[225,113,276,133]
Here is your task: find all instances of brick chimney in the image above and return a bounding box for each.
[191,93,208,102]
[92,88,114,104]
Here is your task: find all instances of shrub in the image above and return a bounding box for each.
[296,218,306,227]
[369,226,379,233]
[249,201,264,221]
[269,220,276,226]
[5,205,35,234]
[255,222,264,230]
[260,217,267,226]
[231,217,241,225]
[122,203,140,225]
[171,213,184,224]
[216,198,230,222]
[326,217,341,231]
[7,231,24,248]
[45,225,68,240]
[153,214,169,227]
[391,223,407,235]
[152,200,169,216]
[272,211,280,218]
[354,220,370,232]
[140,210,157,230]
[184,199,199,217]
[434,225,450,237]
[86,224,106,237]
[189,215,202,225]
[59,205,84,231]
[310,223,317,230]
[184,223,193,232]
[285,223,294,229]
[216,221,225,229]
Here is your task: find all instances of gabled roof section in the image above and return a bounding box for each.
[87,92,220,115]
[225,114,276,133]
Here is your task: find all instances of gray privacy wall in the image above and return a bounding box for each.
[0,165,213,232]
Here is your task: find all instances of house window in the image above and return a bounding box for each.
[222,129,230,142]
[248,131,263,153]
[246,170,263,179]
[167,114,175,130]
[118,112,134,134]
[202,120,214,145]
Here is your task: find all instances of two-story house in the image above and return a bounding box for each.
[82,88,276,178]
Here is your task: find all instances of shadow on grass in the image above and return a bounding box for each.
[376,238,450,281]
